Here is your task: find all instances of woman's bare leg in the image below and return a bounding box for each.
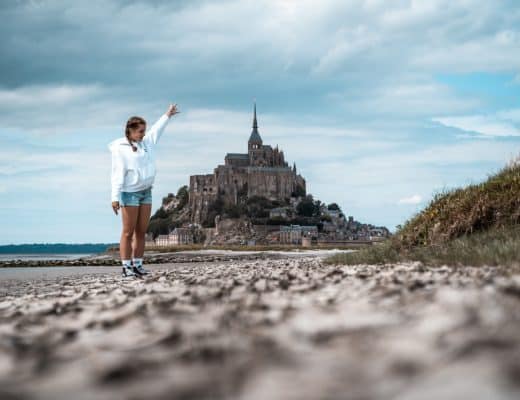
[120,206,139,260]
[132,203,152,258]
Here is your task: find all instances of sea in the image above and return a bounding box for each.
[0,253,95,262]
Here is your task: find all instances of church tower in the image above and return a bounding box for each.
[248,101,262,153]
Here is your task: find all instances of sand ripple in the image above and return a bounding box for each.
[1,259,519,399]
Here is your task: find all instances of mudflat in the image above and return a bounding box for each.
[1,255,519,400]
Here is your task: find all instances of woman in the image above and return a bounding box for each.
[108,103,180,277]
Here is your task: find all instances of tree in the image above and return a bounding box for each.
[150,207,168,220]
[271,199,282,207]
[296,195,315,217]
[162,193,175,206]
[223,203,245,218]
[201,197,225,227]
[292,184,305,197]
[176,185,189,210]
[246,195,271,218]
[147,218,170,237]
[210,197,224,214]
[327,203,341,211]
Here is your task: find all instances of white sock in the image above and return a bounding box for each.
[133,257,143,267]
[122,259,132,268]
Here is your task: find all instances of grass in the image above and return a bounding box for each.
[324,223,520,268]
[324,156,520,267]
[394,160,520,250]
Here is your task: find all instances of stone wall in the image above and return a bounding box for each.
[189,165,306,224]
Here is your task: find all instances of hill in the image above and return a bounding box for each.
[325,155,520,267]
[146,185,389,245]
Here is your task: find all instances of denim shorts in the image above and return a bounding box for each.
[120,186,152,206]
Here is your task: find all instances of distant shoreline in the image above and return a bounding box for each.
[0,253,96,262]
[0,248,356,268]
[0,243,116,255]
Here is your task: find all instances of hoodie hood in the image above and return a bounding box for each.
[107,137,126,153]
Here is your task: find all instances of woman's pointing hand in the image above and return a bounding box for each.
[166,103,180,117]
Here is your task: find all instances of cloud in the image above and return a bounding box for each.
[1,0,520,243]
[432,110,520,137]
[339,81,481,117]
[398,194,422,205]
[0,83,104,108]
[1,0,519,119]
[0,82,150,137]
[304,138,518,214]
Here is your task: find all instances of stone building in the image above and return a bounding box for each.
[269,207,289,219]
[279,224,318,244]
[168,227,194,245]
[155,234,170,246]
[189,102,307,224]
[151,228,195,247]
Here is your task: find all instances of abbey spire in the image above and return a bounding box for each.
[248,101,262,145]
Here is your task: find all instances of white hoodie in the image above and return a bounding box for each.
[108,113,171,202]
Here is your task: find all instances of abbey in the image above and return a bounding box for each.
[189,102,307,224]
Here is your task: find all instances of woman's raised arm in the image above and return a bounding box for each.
[145,103,180,145]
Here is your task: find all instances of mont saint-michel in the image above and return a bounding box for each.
[146,103,390,246]
[189,102,306,224]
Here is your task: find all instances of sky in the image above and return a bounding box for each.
[1,0,520,245]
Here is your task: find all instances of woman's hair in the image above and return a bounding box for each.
[125,116,146,152]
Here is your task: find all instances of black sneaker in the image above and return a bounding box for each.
[132,265,150,276]
[122,265,137,277]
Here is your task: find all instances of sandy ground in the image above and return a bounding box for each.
[1,255,520,400]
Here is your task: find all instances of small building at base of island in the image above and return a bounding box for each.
[145,228,194,247]
[169,228,194,245]
[279,224,318,245]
